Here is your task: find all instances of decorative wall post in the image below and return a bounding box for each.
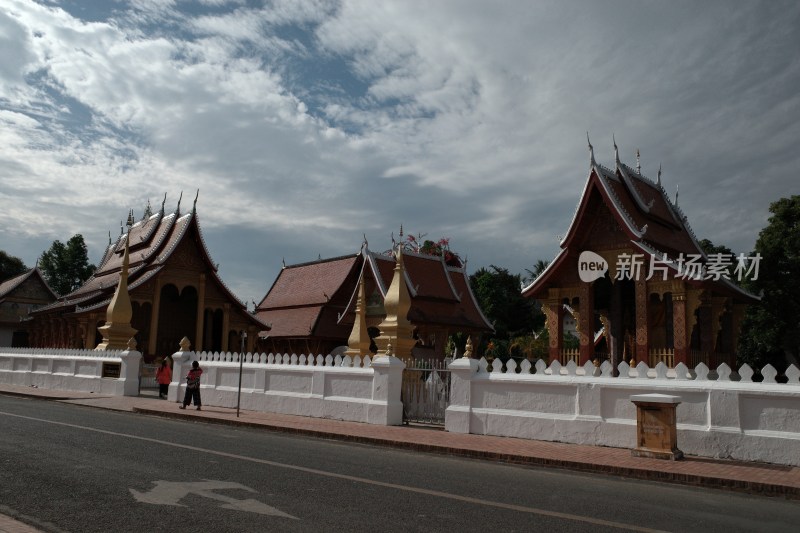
[445,353,479,433]
[168,336,193,402]
[368,342,405,425]
[119,337,143,397]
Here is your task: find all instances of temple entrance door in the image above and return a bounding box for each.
[155,284,198,357]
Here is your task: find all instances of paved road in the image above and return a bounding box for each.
[1,395,799,532]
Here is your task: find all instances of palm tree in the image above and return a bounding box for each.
[524,259,550,284]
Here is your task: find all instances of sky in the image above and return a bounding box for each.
[1,0,798,308]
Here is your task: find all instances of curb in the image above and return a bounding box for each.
[132,407,800,500]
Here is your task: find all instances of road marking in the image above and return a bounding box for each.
[0,410,666,532]
[130,480,297,519]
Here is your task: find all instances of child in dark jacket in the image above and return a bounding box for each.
[179,361,203,410]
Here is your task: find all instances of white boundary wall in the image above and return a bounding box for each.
[447,358,800,466]
[0,347,142,396]
[169,349,405,425]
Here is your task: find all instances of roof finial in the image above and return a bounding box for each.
[362,233,368,249]
[161,193,167,215]
[613,134,619,169]
[587,132,595,166]
[636,148,641,174]
[108,231,112,246]
[143,198,152,220]
[675,184,679,206]
[193,189,199,214]
[399,224,404,238]
[282,257,286,268]
[657,163,662,186]
[176,191,183,214]
[126,209,134,229]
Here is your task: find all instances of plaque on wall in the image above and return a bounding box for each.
[102,362,121,378]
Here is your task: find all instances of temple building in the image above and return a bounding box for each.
[28,196,267,360]
[522,140,758,369]
[0,268,57,347]
[255,244,494,358]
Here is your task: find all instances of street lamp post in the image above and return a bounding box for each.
[236,331,247,418]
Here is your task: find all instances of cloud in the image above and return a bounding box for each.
[0,0,798,305]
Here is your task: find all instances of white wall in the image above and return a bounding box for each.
[168,350,405,425]
[447,358,800,466]
[0,347,142,396]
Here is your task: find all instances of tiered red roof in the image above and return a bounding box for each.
[523,144,758,303]
[33,202,266,326]
[256,246,493,344]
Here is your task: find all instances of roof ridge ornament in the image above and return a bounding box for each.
[193,189,199,214]
[613,134,620,170]
[176,191,183,214]
[587,132,596,167]
[636,148,641,174]
[675,184,679,206]
[657,163,662,186]
[161,193,167,215]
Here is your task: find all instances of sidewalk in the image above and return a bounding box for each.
[2,383,800,500]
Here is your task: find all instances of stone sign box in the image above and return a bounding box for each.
[630,393,683,460]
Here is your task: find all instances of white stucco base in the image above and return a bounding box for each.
[0,348,141,396]
[447,358,800,466]
[170,350,405,425]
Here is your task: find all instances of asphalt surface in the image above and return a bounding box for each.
[2,395,800,532]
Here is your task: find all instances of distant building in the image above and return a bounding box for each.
[28,197,267,360]
[255,245,494,358]
[522,142,758,368]
[0,268,57,347]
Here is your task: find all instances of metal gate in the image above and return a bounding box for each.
[401,358,451,426]
[138,363,159,394]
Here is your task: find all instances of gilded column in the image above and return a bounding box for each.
[148,276,163,355]
[634,278,648,363]
[194,273,206,352]
[578,282,594,364]
[544,299,564,363]
[221,303,230,352]
[731,303,747,358]
[672,293,687,365]
[710,296,726,353]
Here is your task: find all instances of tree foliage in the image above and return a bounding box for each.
[0,250,27,282]
[738,195,800,370]
[396,232,462,267]
[38,235,96,297]
[469,265,540,358]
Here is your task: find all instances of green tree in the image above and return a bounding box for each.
[38,235,96,296]
[0,250,27,281]
[697,238,733,256]
[469,265,538,358]
[738,195,800,371]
